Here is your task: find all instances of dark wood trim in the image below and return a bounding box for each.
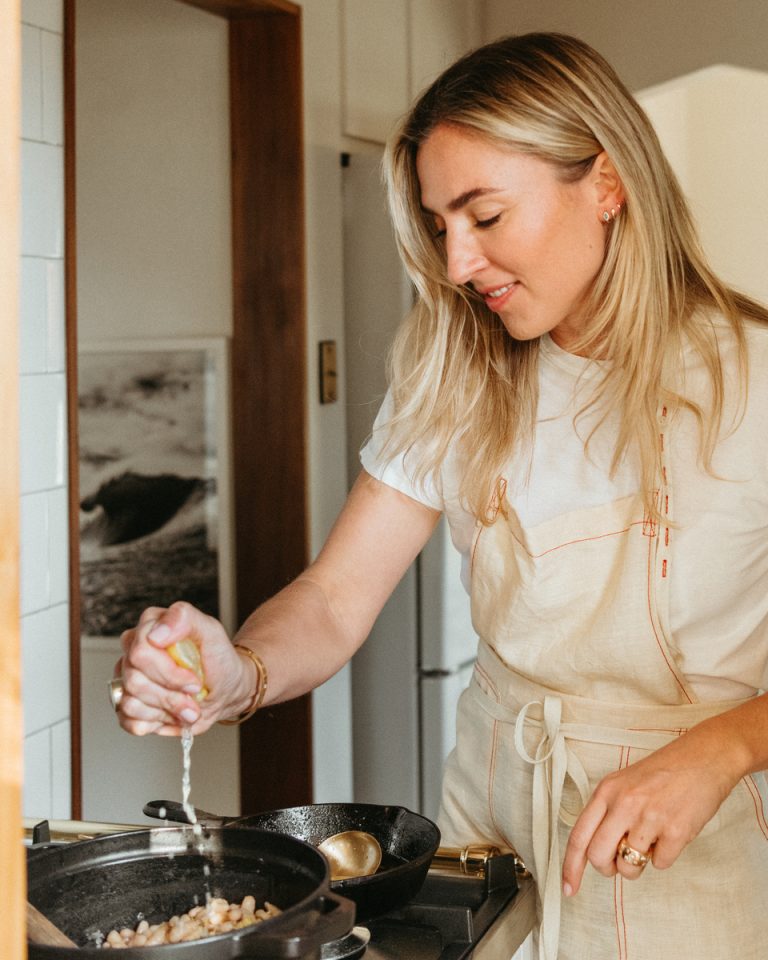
[228,10,313,812]
[181,0,300,17]
[63,0,82,820]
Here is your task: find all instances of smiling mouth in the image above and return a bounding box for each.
[485,284,514,299]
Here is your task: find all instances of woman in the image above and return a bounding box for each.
[114,33,768,959]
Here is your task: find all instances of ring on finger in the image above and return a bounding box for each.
[617,835,653,868]
[108,677,124,711]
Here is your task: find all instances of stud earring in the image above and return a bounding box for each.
[602,201,624,223]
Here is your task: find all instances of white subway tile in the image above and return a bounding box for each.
[19,371,67,493]
[22,0,63,34]
[42,29,63,145]
[22,24,43,141]
[20,257,64,374]
[22,603,71,736]
[45,257,66,371]
[48,486,70,605]
[20,257,49,374]
[51,720,72,819]
[21,140,64,258]
[20,491,50,615]
[23,728,52,819]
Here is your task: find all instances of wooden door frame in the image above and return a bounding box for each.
[65,0,311,818]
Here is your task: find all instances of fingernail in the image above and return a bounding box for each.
[180,708,198,723]
[149,623,171,642]
[182,684,201,695]
[563,882,573,897]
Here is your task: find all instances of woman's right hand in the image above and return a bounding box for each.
[115,602,256,737]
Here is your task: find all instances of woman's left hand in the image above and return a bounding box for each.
[561,728,742,895]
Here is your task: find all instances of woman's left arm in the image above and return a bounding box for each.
[562,691,768,896]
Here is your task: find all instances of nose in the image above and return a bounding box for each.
[444,229,488,286]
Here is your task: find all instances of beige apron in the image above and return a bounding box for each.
[438,470,768,959]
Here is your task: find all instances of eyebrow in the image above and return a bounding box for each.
[422,187,502,216]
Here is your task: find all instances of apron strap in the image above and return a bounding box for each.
[511,696,684,960]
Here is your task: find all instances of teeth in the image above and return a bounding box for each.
[487,284,512,299]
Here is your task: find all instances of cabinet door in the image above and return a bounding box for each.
[409,0,480,98]
[341,0,410,143]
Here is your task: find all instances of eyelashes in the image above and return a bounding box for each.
[429,214,502,240]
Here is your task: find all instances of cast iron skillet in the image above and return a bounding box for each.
[26,824,354,958]
[144,801,441,922]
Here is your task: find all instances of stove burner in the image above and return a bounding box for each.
[321,926,371,959]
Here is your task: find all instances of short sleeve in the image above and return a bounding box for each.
[359,390,443,510]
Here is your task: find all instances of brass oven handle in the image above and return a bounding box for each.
[432,844,529,877]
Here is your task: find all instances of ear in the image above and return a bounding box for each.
[592,151,625,221]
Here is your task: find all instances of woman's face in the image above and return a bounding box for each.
[416,124,614,354]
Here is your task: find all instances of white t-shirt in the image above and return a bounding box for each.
[361,324,768,701]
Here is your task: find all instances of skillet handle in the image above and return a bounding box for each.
[142,799,230,825]
[232,891,356,958]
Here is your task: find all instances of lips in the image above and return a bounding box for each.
[476,281,518,311]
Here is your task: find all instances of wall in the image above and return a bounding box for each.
[19,0,71,820]
[76,0,232,342]
[638,65,768,306]
[480,0,768,92]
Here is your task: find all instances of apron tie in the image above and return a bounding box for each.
[514,697,590,960]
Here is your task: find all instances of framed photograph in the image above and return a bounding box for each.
[77,337,235,638]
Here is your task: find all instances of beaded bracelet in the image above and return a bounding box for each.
[218,645,268,726]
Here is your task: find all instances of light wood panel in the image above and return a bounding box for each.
[0,2,25,956]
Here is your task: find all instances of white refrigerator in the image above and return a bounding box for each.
[342,149,478,821]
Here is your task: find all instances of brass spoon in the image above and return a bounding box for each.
[317,830,383,881]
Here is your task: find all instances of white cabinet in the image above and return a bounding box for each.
[341,0,410,143]
[341,0,480,144]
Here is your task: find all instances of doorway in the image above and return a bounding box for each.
[65,0,312,820]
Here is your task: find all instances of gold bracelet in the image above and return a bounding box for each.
[218,645,268,726]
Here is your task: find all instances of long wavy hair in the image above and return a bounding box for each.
[380,32,768,521]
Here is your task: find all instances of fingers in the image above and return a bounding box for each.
[114,601,240,736]
[562,794,609,895]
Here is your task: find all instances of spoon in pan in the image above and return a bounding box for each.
[317,830,383,881]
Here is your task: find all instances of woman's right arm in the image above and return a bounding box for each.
[116,470,441,736]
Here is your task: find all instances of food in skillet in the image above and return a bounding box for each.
[100,895,280,948]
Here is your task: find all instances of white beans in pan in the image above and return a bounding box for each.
[100,896,281,948]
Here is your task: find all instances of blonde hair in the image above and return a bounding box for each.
[381,32,768,521]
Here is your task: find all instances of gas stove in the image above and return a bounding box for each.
[325,854,535,959]
[25,820,536,959]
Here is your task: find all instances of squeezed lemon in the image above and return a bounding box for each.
[168,639,209,701]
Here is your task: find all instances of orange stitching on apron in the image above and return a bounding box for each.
[474,664,516,850]
[742,776,768,841]
[469,522,485,577]
[614,745,631,959]
[486,718,517,852]
[506,520,647,559]
[627,727,685,736]
[645,528,693,703]
[474,661,500,700]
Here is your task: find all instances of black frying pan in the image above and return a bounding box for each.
[144,801,441,922]
[27,824,354,958]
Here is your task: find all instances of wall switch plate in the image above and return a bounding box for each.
[319,340,338,404]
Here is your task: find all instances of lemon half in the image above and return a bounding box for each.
[168,639,209,702]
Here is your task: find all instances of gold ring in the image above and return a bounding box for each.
[617,835,652,868]
[108,678,124,711]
